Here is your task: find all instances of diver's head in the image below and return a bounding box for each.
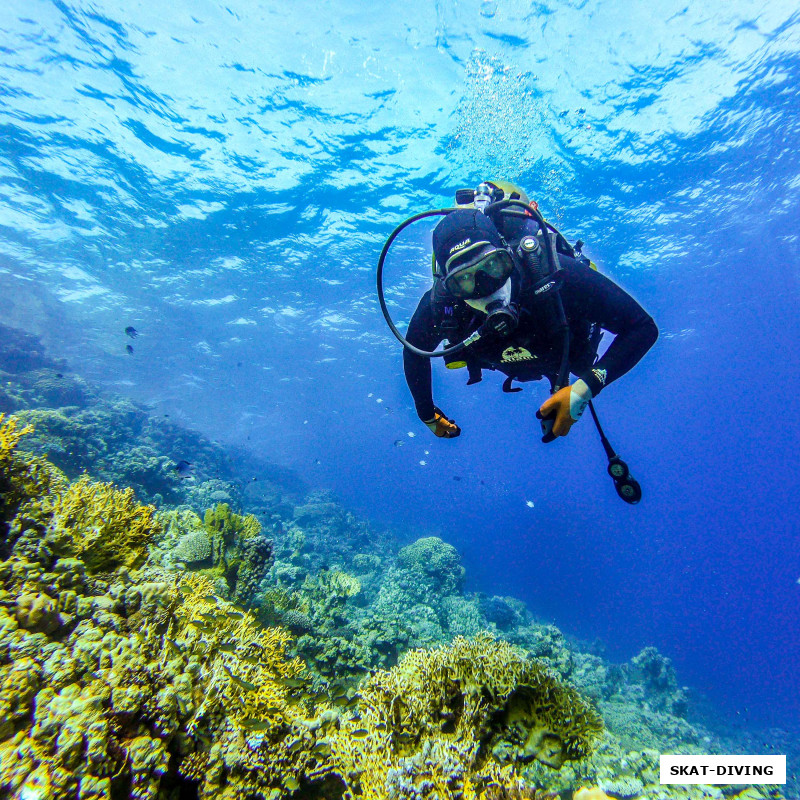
[432,209,515,300]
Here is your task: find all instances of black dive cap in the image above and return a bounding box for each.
[432,209,504,276]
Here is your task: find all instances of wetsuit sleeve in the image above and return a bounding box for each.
[560,256,658,396]
[403,290,444,421]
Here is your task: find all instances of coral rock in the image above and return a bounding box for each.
[15,592,60,633]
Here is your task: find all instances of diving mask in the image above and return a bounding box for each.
[443,246,515,299]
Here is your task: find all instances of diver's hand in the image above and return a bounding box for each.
[536,379,592,443]
[423,407,461,438]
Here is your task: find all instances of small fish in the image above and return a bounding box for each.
[125,344,134,355]
[284,776,300,791]
[276,677,305,689]
[407,431,416,438]
[453,476,462,481]
[56,373,64,378]
[218,643,237,654]
[223,665,257,692]
[238,654,261,666]
[374,722,387,731]
[286,738,304,753]
[393,440,404,447]
[179,584,193,594]
[174,460,193,479]
[164,638,182,655]
[125,326,138,338]
[237,361,242,367]
[350,729,369,739]
[240,718,272,731]
[312,742,331,756]
[227,610,245,619]
[201,594,219,604]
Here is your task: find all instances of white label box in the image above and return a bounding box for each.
[660,755,786,784]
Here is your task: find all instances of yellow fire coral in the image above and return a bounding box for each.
[0,414,33,466]
[171,572,307,730]
[0,414,66,524]
[327,633,603,799]
[31,474,161,572]
[325,569,362,599]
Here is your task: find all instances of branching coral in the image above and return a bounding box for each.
[0,415,67,546]
[0,414,33,464]
[201,503,269,600]
[27,475,161,573]
[327,633,603,799]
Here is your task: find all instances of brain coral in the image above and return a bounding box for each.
[172,528,212,564]
[397,536,465,594]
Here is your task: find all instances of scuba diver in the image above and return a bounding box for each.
[377,180,658,503]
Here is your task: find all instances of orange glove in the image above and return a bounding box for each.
[536,379,592,442]
[423,407,461,438]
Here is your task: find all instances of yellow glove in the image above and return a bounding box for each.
[423,407,461,438]
[536,379,592,442]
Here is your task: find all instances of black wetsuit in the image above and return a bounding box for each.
[403,253,658,422]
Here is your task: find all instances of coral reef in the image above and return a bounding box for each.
[627,646,688,717]
[0,416,68,552]
[200,503,271,604]
[397,536,465,595]
[326,633,604,798]
[0,558,321,800]
[152,504,273,606]
[14,474,161,573]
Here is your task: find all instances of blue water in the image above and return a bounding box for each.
[1,0,799,731]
